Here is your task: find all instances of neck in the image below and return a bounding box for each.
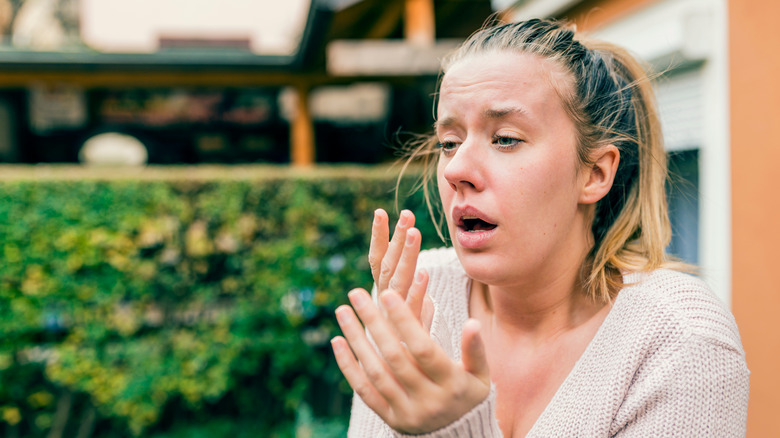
[471,263,605,344]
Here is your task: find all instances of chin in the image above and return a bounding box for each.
[453,247,514,286]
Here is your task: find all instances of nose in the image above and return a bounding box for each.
[441,139,485,193]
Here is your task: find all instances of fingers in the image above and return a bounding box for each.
[377,210,415,292]
[331,335,390,413]
[421,295,435,333]
[406,269,429,323]
[461,319,490,384]
[347,289,429,391]
[380,290,452,382]
[334,300,407,404]
[333,290,491,435]
[368,209,389,284]
[388,228,421,299]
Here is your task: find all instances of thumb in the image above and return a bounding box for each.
[461,318,490,384]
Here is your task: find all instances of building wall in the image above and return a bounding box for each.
[565,0,656,29]
[729,0,780,435]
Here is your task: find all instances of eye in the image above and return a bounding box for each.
[492,135,523,150]
[436,141,459,155]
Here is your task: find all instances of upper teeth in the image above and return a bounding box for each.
[462,216,479,220]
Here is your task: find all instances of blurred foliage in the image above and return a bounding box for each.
[0,167,441,437]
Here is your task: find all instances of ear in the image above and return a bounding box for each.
[579,145,620,205]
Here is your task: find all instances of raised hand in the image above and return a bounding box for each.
[368,209,432,329]
[331,288,491,434]
[369,209,418,296]
[330,209,492,434]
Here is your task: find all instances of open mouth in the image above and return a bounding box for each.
[460,216,497,232]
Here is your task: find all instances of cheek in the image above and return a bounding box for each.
[501,160,579,216]
[436,172,451,202]
[436,168,455,224]
[436,160,449,196]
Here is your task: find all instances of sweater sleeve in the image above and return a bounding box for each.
[348,382,503,438]
[390,385,503,438]
[610,334,749,437]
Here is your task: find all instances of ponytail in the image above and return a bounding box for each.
[578,40,676,302]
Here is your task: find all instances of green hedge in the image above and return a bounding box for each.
[0,165,442,438]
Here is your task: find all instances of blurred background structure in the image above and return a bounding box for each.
[0,0,492,166]
[0,0,777,436]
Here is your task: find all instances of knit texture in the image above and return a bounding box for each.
[347,248,749,437]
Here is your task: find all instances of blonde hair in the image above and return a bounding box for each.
[401,19,685,302]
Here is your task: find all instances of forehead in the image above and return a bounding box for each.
[438,51,572,118]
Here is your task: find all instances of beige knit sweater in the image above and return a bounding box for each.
[347,247,749,437]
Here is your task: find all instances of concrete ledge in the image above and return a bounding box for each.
[327,39,462,76]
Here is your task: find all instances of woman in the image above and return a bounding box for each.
[330,19,749,437]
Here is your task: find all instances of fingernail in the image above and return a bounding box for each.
[381,291,399,309]
[330,337,343,352]
[406,230,416,246]
[335,306,350,324]
[373,209,382,224]
[415,270,425,283]
[348,289,366,309]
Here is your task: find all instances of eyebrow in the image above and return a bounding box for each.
[434,106,529,129]
[434,117,456,130]
[484,106,529,119]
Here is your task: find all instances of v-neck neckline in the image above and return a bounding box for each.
[462,270,641,436]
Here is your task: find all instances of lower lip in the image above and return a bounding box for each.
[455,227,497,249]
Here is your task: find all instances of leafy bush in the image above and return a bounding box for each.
[0,165,441,437]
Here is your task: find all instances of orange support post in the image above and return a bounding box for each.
[405,0,435,46]
[291,85,315,167]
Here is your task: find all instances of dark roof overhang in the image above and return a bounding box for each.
[0,0,334,73]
